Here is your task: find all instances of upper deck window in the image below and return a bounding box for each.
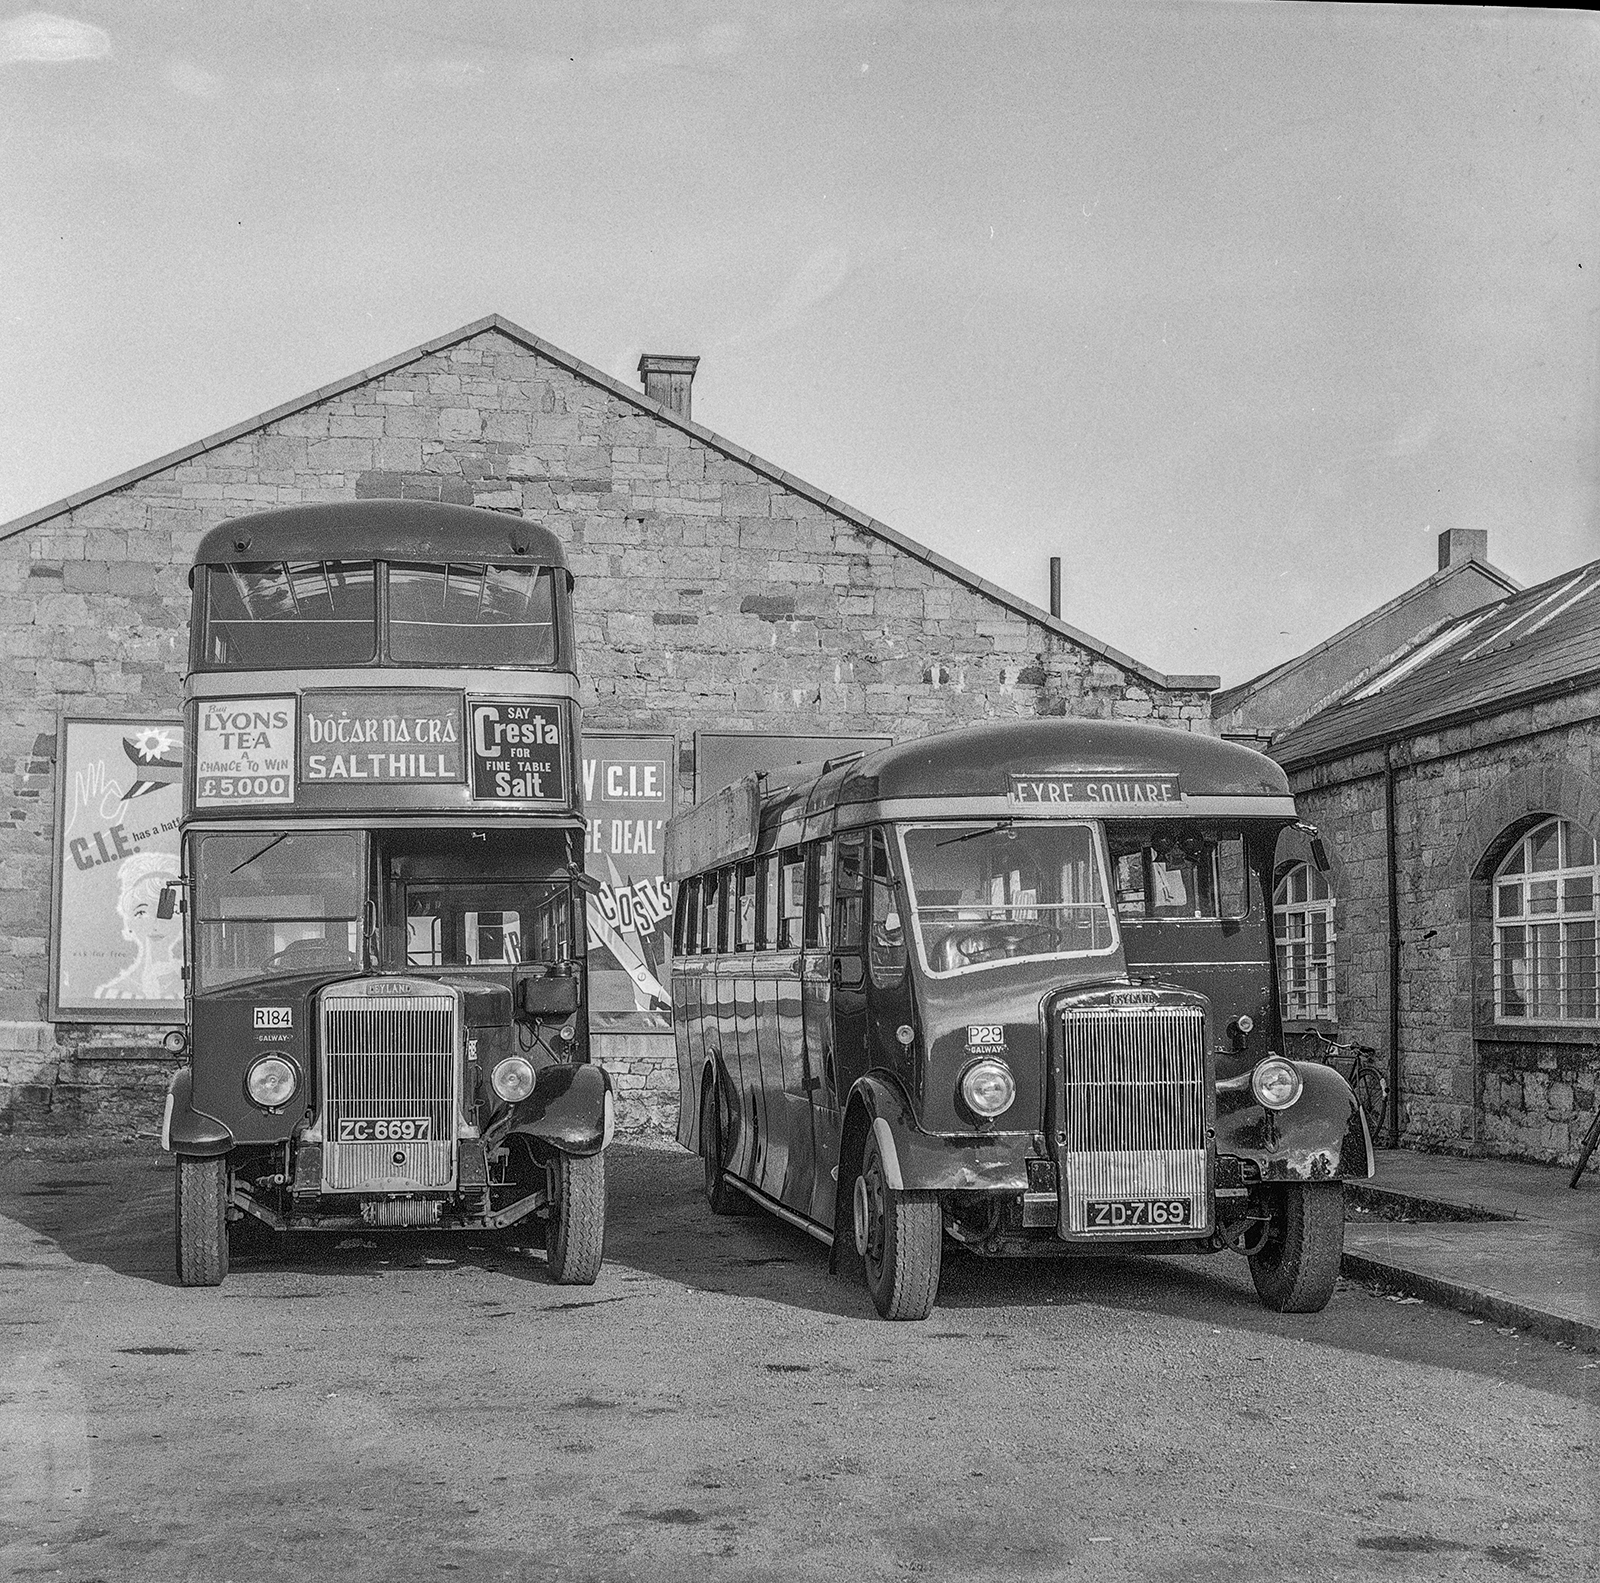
[898,821,1117,977]
[388,563,557,667]
[204,562,376,668]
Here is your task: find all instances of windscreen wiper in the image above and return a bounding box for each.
[935,819,1014,848]
[230,833,289,874]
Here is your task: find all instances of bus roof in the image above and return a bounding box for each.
[667,719,1296,878]
[813,719,1290,809]
[193,500,570,571]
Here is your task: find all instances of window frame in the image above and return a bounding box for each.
[1492,817,1599,1029]
[1274,861,1336,1024]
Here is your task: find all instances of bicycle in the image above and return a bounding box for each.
[1303,1029,1388,1143]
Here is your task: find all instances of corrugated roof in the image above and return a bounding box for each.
[0,312,1218,694]
[1272,559,1600,770]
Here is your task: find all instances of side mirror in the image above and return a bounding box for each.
[1297,821,1331,875]
[519,975,581,1018]
[571,871,604,898]
[157,883,182,921]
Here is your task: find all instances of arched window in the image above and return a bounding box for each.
[1274,862,1334,1022]
[1493,817,1599,1025]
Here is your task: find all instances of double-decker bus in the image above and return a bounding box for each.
[161,501,611,1287]
[667,718,1372,1320]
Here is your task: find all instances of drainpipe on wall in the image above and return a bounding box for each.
[1384,746,1402,1148]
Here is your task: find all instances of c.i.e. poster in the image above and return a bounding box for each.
[580,734,674,1030]
[51,717,186,1022]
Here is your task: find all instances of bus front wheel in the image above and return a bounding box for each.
[546,1150,606,1285]
[700,1080,747,1216]
[854,1131,941,1321]
[174,1154,228,1288]
[1248,1182,1343,1312]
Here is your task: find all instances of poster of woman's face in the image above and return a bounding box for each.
[51,718,186,1022]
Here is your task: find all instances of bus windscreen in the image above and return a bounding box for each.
[898,821,1116,975]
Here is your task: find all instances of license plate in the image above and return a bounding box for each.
[335,1117,432,1143]
[1085,1198,1191,1230]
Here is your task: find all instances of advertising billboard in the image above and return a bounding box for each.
[50,716,186,1023]
[581,733,674,1030]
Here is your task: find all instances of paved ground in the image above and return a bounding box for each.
[2,1140,1596,1583]
[1344,1150,1600,1352]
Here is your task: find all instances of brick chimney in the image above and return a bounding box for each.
[638,354,700,422]
[1438,528,1489,570]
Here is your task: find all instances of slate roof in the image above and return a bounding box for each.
[1271,559,1600,771]
[1211,555,1521,734]
[0,313,1217,693]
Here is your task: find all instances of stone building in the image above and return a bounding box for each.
[1271,558,1600,1164]
[1,313,1216,1136]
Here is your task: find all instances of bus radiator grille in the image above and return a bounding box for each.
[319,993,458,1193]
[1056,1004,1211,1234]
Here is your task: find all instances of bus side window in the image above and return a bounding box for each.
[805,839,834,950]
[759,854,779,950]
[779,852,805,948]
[735,861,757,951]
[835,831,865,951]
[868,829,906,988]
[1216,836,1250,919]
[678,876,700,955]
[719,867,737,954]
[701,871,721,954]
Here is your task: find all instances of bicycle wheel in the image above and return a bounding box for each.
[1352,1067,1386,1141]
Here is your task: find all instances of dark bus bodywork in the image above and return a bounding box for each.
[668,718,1371,1320]
[163,501,611,1286]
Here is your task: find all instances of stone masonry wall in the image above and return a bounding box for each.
[1,322,1213,1137]
[1289,682,1600,1163]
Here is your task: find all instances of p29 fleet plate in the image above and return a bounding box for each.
[1084,1198,1191,1230]
[335,1116,433,1143]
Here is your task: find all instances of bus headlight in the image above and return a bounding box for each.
[245,1056,298,1110]
[491,1055,536,1104]
[960,1058,1016,1119]
[1252,1057,1303,1111]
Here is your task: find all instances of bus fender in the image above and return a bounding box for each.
[506,1063,613,1157]
[845,1074,1032,1195]
[1215,1061,1375,1182]
[162,1069,233,1158]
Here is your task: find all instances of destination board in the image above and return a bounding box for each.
[1009,773,1182,808]
[300,691,464,785]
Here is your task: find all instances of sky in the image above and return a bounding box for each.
[2,1,1596,687]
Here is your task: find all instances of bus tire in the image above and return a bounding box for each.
[700,1080,747,1216]
[546,1150,606,1285]
[855,1130,941,1321]
[1248,1182,1343,1313]
[175,1154,228,1288]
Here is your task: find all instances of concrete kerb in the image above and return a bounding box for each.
[1339,1250,1600,1354]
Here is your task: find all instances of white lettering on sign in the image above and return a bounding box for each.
[1009,774,1182,807]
